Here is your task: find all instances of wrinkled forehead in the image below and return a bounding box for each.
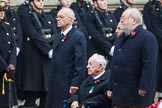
[121,9,131,18]
[88,57,95,63]
[57,9,67,16]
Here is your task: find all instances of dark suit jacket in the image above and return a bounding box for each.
[46,27,87,108]
[68,71,112,108]
[109,25,158,106]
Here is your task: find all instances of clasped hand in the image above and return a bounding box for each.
[6,64,15,78]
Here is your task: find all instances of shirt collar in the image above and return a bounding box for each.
[61,26,72,36]
[93,71,105,80]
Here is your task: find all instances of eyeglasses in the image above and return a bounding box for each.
[120,16,134,23]
[120,16,132,21]
[55,15,71,20]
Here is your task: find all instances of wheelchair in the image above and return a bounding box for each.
[63,100,112,108]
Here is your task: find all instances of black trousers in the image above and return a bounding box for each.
[23,91,47,108]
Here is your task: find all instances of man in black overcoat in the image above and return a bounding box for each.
[46,7,87,108]
[107,8,158,108]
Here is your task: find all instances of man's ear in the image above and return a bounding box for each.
[93,1,97,7]
[30,1,34,7]
[98,64,103,71]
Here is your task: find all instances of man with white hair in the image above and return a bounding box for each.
[107,8,158,108]
[67,53,112,108]
[46,7,87,108]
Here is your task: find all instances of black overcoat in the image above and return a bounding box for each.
[109,25,158,106]
[46,27,87,108]
[0,21,17,107]
[143,1,162,92]
[84,9,117,58]
[19,11,57,91]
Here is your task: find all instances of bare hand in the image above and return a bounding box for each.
[107,90,112,98]
[81,105,86,108]
[69,86,79,94]
[71,101,79,108]
[139,89,147,97]
[7,64,15,78]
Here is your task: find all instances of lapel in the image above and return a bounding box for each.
[52,27,75,53]
[117,25,141,49]
[52,33,62,51]
[65,27,75,39]
[86,71,108,86]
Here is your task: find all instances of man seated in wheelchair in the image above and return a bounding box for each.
[66,53,112,108]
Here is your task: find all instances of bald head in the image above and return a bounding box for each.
[59,7,76,20]
[56,7,76,31]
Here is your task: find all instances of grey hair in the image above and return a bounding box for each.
[126,8,143,25]
[91,53,108,70]
[62,7,76,20]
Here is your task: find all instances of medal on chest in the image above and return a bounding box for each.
[89,86,94,94]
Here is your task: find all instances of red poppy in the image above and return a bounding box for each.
[130,31,136,36]
[61,35,67,42]
[63,35,67,41]
[94,80,100,84]
[148,99,162,108]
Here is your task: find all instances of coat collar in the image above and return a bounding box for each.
[87,71,109,86]
[120,25,142,39]
[61,25,73,36]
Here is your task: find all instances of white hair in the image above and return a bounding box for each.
[91,53,108,70]
[62,7,76,20]
[126,8,143,25]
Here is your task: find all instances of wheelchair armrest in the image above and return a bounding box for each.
[86,101,99,107]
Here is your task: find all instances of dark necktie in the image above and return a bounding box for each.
[60,33,64,42]
[124,33,129,38]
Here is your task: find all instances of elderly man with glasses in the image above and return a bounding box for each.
[107,8,158,108]
[46,7,87,108]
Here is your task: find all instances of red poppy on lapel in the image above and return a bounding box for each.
[130,31,136,37]
[63,35,67,40]
[94,80,100,84]
[61,35,67,42]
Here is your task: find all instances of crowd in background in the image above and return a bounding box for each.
[0,0,161,108]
